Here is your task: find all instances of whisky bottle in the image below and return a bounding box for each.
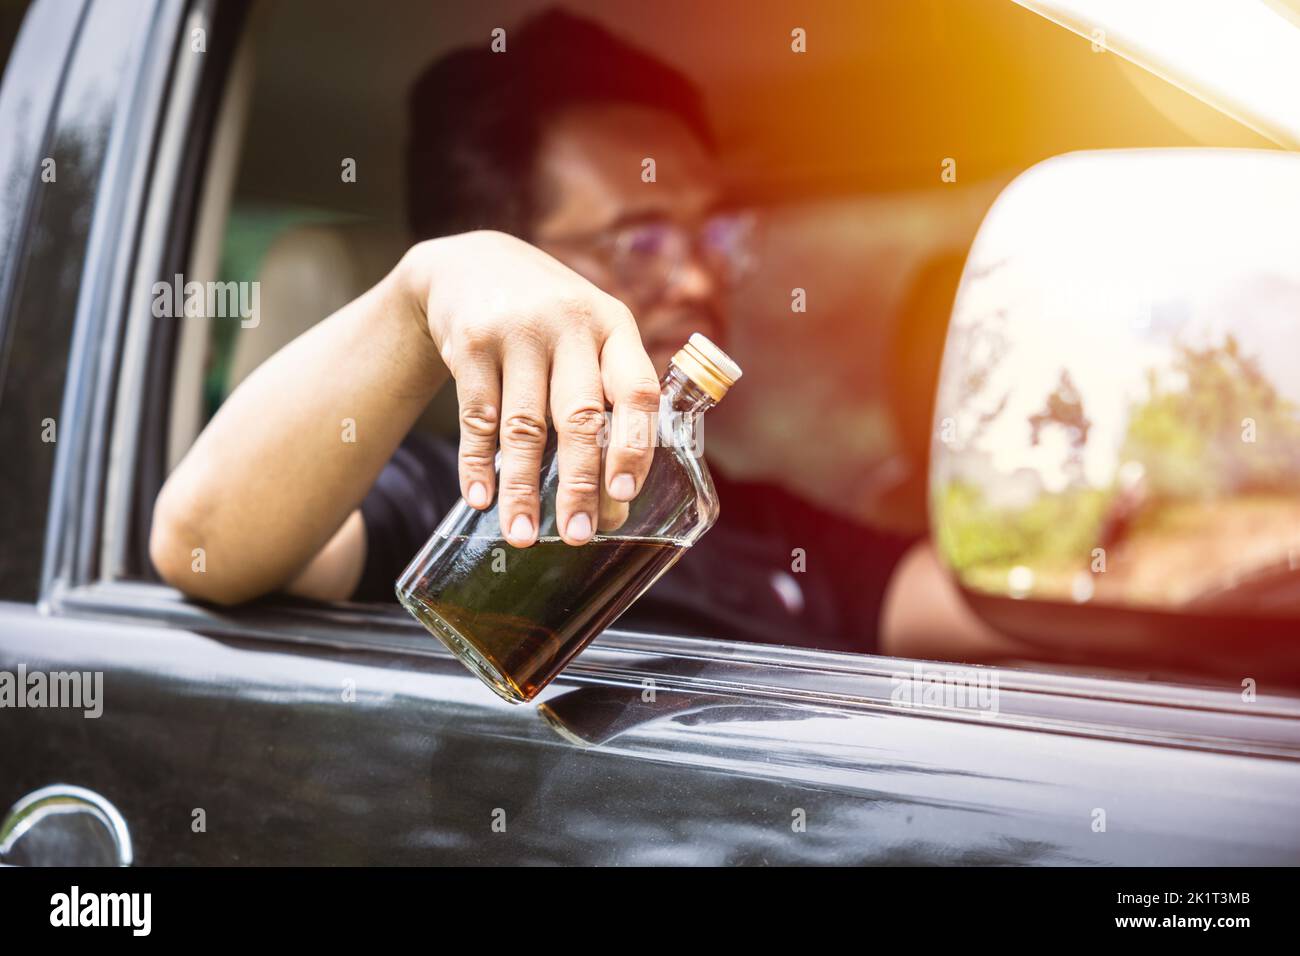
[397,333,741,703]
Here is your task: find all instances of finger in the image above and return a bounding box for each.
[497,337,550,547]
[549,336,606,545]
[453,345,502,510]
[596,484,630,533]
[600,321,661,502]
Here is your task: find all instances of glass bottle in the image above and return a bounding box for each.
[396,333,742,703]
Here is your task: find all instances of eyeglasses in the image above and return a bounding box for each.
[546,210,759,305]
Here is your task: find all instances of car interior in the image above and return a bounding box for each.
[158,0,1275,677]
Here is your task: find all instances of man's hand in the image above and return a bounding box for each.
[402,231,661,547]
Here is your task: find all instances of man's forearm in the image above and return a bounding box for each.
[150,250,447,604]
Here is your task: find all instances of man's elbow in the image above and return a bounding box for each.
[149,492,257,606]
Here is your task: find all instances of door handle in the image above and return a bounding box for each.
[0,784,133,866]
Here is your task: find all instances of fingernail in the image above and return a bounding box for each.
[509,513,534,543]
[467,481,489,508]
[567,512,592,543]
[610,473,636,500]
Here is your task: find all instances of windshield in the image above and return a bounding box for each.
[1015,0,1300,148]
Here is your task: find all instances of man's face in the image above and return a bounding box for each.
[531,103,731,374]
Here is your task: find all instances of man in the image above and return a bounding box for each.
[151,10,917,653]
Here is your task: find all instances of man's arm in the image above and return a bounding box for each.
[880,540,1040,663]
[150,231,661,605]
[150,249,441,605]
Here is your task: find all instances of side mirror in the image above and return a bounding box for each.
[930,148,1300,683]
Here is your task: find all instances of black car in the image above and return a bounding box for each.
[1,0,1298,866]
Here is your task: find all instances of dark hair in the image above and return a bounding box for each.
[405,8,714,241]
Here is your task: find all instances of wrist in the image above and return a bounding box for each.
[395,240,435,328]
[395,235,464,348]
[384,243,443,375]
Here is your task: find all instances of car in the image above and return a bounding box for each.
[1,0,1297,866]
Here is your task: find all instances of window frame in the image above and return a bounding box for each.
[0,0,134,602]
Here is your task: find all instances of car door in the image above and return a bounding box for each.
[2,0,1300,866]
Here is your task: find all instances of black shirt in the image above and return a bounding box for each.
[354,433,915,653]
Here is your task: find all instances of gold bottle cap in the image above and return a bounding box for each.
[671,333,742,401]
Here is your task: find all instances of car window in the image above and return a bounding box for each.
[152,0,1275,673]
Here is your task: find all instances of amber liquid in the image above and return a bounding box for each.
[398,534,686,703]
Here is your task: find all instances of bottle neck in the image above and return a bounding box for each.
[661,364,718,414]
